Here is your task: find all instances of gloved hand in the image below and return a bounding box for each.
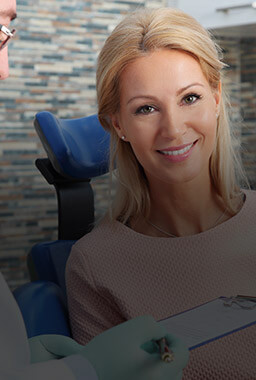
[29,334,81,363]
[29,315,189,380]
[81,315,189,380]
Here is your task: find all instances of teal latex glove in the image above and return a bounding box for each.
[81,315,189,380]
[29,315,189,380]
[29,334,82,363]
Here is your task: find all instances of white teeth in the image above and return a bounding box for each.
[160,143,193,156]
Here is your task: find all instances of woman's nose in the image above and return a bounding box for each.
[159,108,186,140]
[0,48,10,80]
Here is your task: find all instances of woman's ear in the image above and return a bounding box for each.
[110,115,127,141]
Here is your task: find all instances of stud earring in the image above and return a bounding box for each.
[121,135,126,140]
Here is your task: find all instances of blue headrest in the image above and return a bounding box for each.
[34,111,110,179]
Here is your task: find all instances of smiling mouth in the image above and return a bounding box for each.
[157,140,198,156]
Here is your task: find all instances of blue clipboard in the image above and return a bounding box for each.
[159,296,256,350]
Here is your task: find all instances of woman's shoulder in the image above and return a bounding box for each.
[70,215,125,256]
[66,215,149,275]
[242,188,256,203]
[235,188,256,221]
[243,188,256,195]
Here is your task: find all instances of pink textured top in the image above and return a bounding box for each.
[66,189,256,379]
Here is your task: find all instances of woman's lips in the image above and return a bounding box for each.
[157,140,198,162]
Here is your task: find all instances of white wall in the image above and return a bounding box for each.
[168,0,256,29]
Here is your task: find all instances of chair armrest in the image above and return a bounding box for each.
[13,281,71,338]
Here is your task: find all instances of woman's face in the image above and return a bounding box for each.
[111,49,221,187]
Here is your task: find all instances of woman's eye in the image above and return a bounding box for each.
[183,94,201,105]
[135,105,155,115]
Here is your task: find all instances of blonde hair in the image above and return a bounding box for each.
[96,7,248,223]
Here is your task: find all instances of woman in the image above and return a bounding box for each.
[66,8,256,378]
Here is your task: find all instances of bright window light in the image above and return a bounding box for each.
[252,2,256,8]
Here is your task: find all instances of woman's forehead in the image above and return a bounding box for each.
[119,49,208,96]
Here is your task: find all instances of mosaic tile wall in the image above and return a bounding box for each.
[0,0,167,289]
[240,38,256,186]
[218,37,242,137]
[0,1,255,289]
[219,37,256,188]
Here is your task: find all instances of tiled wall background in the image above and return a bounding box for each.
[223,37,256,185]
[0,0,255,289]
[0,0,167,289]
[240,38,256,179]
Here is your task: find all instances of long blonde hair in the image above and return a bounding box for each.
[96,7,247,223]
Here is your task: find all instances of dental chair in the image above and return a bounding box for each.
[13,111,110,338]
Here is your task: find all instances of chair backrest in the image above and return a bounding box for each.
[29,111,110,291]
[14,111,110,338]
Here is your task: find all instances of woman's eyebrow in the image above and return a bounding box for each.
[126,83,205,105]
[176,83,204,95]
[127,95,157,105]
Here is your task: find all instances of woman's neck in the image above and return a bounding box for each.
[132,177,234,238]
